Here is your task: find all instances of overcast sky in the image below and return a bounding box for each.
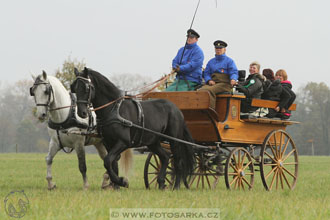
[1,0,329,90]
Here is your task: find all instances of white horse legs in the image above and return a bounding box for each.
[93,141,111,189]
[45,140,60,190]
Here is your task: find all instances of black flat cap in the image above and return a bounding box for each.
[214,40,227,48]
[187,29,200,38]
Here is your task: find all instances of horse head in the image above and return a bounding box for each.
[30,70,53,121]
[71,67,95,119]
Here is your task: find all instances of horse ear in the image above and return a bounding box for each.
[31,74,36,81]
[83,67,89,77]
[42,70,47,80]
[74,67,80,77]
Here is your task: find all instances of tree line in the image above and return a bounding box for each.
[0,58,329,155]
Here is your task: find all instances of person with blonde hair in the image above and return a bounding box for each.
[275,69,296,119]
[236,61,264,113]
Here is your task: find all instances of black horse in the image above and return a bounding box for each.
[71,67,195,189]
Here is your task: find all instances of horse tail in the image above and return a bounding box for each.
[179,123,196,186]
[119,149,133,177]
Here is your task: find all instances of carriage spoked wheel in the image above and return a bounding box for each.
[260,130,298,191]
[143,153,175,189]
[188,153,222,189]
[225,147,254,190]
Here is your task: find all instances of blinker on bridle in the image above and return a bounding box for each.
[30,81,52,107]
[72,76,94,106]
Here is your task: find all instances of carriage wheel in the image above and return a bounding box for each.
[188,153,222,189]
[143,153,174,189]
[225,147,254,190]
[260,130,298,191]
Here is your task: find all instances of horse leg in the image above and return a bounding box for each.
[93,141,111,189]
[103,141,129,188]
[45,139,60,190]
[149,142,170,190]
[75,144,89,190]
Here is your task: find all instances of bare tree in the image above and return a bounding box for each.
[109,73,153,95]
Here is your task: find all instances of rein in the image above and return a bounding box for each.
[49,105,75,112]
[89,71,174,112]
[31,80,74,111]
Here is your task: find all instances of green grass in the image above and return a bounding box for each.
[0,153,329,220]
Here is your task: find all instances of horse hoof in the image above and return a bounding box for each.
[158,183,166,190]
[121,177,129,188]
[48,184,56,191]
[102,184,114,190]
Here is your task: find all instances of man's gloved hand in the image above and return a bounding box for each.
[173,65,180,72]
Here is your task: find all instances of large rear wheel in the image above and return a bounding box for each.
[260,130,298,190]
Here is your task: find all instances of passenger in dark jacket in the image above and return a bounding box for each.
[262,69,291,118]
[236,61,264,113]
[275,69,296,119]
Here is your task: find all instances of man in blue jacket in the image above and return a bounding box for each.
[166,29,204,91]
[199,40,238,109]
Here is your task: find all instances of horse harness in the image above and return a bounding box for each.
[30,80,96,153]
[49,94,97,153]
[73,75,211,151]
[97,98,145,148]
[30,80,53,108]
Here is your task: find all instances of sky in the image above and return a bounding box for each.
[1,0,330,91]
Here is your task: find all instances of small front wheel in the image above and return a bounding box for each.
[143,153,174,189]
[225,147,254,190]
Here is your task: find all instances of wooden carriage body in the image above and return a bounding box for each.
[143,91,297,146]
[143,91,299,191]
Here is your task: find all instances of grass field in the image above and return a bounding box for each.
[0,153,329,220]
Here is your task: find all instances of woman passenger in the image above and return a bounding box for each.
[275,69,296,119]
[236,61,264,113]
[262,68,291,118]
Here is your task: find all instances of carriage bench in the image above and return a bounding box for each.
[243,98,300,125]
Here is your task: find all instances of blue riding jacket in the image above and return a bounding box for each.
[172,42,204,84]
[203,54,238,83]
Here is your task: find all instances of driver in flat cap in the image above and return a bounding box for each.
[199,40,238,109]
[166,29,204,91]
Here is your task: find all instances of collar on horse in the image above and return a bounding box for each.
[48,93,91,130]
[48,93,96,154]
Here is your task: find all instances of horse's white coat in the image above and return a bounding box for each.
[32,73,109,190]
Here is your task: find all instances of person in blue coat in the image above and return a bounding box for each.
[199,40,238,109]
[166,29,204,91]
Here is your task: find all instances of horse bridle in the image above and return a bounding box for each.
[30,81,53,108]
[71,76,94,106]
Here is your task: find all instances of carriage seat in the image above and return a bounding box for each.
[241,98,298,121]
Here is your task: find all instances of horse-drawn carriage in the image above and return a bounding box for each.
[31,68,299,191]
[142,91,299,191]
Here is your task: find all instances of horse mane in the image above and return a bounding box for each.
[86,68,123,100]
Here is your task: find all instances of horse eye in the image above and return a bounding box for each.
[45,88,50,95]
